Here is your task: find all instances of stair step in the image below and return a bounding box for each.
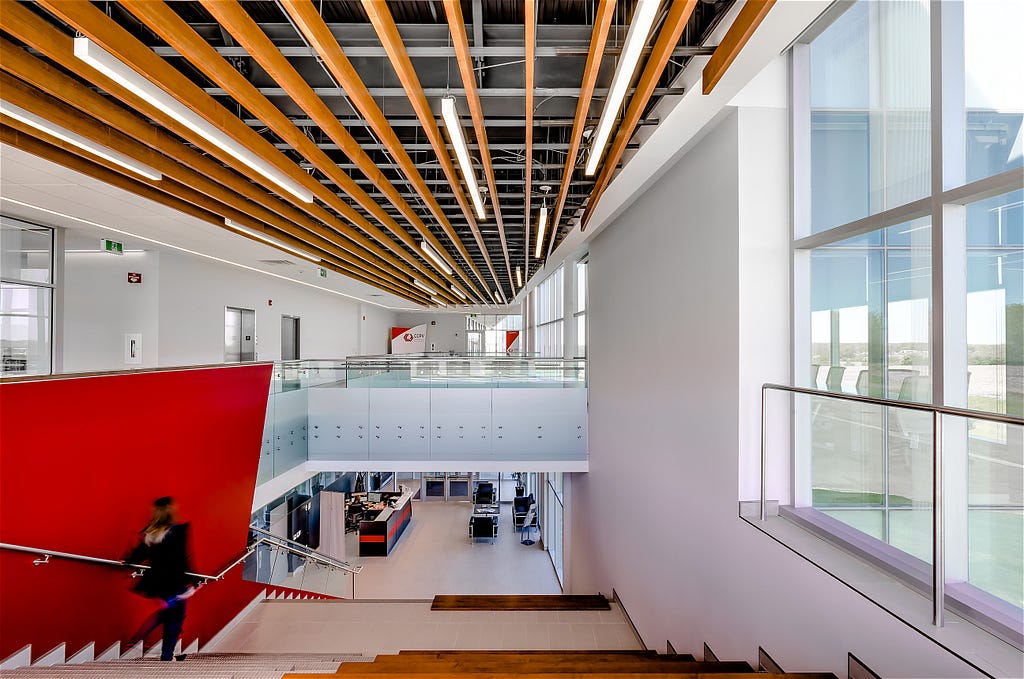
[287,673,838,679]
[396,651,662,657]
[430,595,611,611]
[337,660,754,674]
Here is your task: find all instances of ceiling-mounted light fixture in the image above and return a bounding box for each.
[431,297,448,307]
[1,99,163,181]
[584,0,661,176]
[440,96,486,220]
[534,206,548,260]
[516,266,523,288]
[73,37,314,203]
[451,285,468,300]
[420,240,453,275]
[412,278,438,296]
[224,218,321,263]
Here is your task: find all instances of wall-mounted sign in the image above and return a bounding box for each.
[506,330,521,355]
[101,238,123,255]
[319,267,328,278]
[390,325,426,354]
[127,272,142,284]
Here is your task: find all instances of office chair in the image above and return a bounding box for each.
[512,494,534,530]
[469,515,498,542]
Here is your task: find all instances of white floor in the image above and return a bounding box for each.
[209,600,644,655]
[348,499,560,599]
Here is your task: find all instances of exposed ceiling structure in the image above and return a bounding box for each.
[0,0,760,307]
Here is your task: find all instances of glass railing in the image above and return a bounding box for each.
[258,357,588,483]
[752,384,1023,651]
[241,525,358,600]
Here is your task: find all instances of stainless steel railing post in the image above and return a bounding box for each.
[760,385,768,522]
[933,410,944,627]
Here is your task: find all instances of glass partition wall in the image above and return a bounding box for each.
[786,0,1023,648]
[0,216,54,377]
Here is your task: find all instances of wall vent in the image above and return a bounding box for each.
[257,259,296,266]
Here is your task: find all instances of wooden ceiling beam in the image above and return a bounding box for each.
[545,0,615,259]
[582,0,698,232]
[0,35,416,291]
[443,0,513,293]
[28,0,452,306]
[0,125,428,303]
[360,0,502,298]
[523,0,536,285]
[170,0,470,304]
[702,0,776,94]
[281,0,483,303]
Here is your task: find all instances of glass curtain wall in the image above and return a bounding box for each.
[0,216,54,377]
[797,0,1023,615]
[530,267,565,358]
[574,259,587,358]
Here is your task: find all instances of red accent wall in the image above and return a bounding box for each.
[0,364,309,662]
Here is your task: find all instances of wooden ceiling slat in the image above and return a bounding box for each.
[28,0,454,305]
[0,125,428,303]
[702,0,777,95]
[0,34,418,292]
[443,0,514,294]
[172,0,473,304]
[360,0,502,299]
[545,0,615,259]
[282,0,484,302]
[582,0,699,232]
[523,0,536,286]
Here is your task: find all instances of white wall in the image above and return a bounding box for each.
[63,250,160,372]
[62,245,396,370]
[395,312,466,353]
[571,109,983,678]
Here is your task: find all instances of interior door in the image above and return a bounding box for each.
[225,306,256,362]
[281,315,300,360]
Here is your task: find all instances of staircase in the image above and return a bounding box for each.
[284,650,838,679]
[0,653,368,678]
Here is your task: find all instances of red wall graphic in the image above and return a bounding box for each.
[0,364,311,663]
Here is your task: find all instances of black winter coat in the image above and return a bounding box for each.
[126,523,196,600]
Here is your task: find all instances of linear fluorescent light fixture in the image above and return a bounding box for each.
[584,0,661,176]
[420,240,453,275]
[224,218,320,263]
[1,99,162,181]
[73,37,314,203]
[440,96,486,220]
[534,206,548,260]
[451,285,467,300]
[516,266,523,288]
[431,297,448,307]
[412,278,438,296]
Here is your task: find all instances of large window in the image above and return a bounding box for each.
[1,216,54,376]
[574,259,587,358]
[465,313,523,355]
[529,267,564,358]
[794,0,1023,639]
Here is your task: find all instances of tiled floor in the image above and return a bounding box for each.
[208,600,643,655]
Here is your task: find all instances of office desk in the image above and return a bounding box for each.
[358,490,414,556]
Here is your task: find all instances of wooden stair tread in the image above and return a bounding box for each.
[397,650,661,657]
[287,673,838,679]
[430,595,611,611]
[374,653,695,663]
[337,660,753,674]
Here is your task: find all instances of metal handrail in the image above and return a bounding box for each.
[248,525,361,574]
[760,383,1024,629]
[0,541,228,583]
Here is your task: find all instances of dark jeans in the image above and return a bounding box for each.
[158,599,186,661]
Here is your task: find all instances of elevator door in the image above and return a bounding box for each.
[225,306,256,362]
[281,315,300,360]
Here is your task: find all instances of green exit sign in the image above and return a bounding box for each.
[101,238,123,255]
[319,267,328,278]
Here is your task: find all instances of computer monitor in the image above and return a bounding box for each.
[367,492,382,503]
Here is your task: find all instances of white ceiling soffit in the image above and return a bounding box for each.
[520,0,833,297]
[0,143,424,311]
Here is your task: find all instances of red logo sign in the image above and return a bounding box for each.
[403,333,413,342]
[127,272,142,284]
